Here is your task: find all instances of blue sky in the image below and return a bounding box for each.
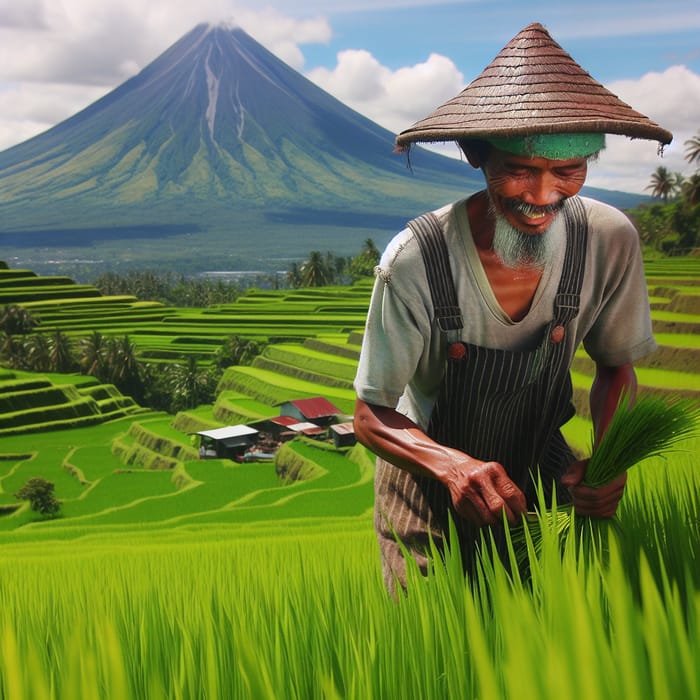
[0,0,698,193]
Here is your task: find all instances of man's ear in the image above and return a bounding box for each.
[464,150,482,169]
[458,139,488,169]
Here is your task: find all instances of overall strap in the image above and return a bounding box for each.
[553,196,588,325]
[408,212,463,332]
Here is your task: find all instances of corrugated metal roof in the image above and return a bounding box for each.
[197,425,259,440]
[283,397,341,419]
[330,422,355,435]
[288,421,324,433]
[269,415,301,427]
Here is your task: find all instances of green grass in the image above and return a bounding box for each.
[0,447,697,699]
[0,257,698,697]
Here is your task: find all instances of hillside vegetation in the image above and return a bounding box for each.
[0,257,699,699]
[0,256,698,534]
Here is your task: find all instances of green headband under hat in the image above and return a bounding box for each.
[487,133,605,160]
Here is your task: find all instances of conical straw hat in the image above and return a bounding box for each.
[396,23,672,149]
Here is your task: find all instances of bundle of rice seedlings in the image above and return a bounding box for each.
[511,393,700,570]
[582,393,700,487]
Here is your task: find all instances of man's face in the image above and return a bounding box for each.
[481,149,588,235]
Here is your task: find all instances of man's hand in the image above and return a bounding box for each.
[353,399,527,527]
[444,457,527,528]
[561,459,627,518]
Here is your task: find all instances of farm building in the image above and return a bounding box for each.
[278,397,342,427]
[196,425,259,460]
[250,415,307,440]
[330,422,356,448]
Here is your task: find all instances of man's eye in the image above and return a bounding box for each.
[555,166,586,178]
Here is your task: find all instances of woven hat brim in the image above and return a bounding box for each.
[396,23,673,148]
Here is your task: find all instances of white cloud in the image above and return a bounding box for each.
[586,65,700,192]
[306,50,464,134]
[0,1,331,149]
[0,81,110,150]
[0,1,331,85]
[0,0,698,197]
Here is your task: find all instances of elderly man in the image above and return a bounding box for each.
[352,23,672,593]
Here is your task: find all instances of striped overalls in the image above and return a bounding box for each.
[374,197,588,592]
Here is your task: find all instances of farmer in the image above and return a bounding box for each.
[352,23,672,594]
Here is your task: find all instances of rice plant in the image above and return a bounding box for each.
[583,393,700,487]
[513,394,700,565]
[1,450,698,700]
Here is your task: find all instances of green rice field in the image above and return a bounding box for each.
[0,256,699,699]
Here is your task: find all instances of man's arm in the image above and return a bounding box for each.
[353,398,527,527]
[560,362,637,517]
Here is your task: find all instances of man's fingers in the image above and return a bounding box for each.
[452,466,526,527]
[570,471,627,517]
[560,459,587,489]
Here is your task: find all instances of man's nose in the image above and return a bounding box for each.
[521,172,561,206]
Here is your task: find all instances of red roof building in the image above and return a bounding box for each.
[279,397,342,426]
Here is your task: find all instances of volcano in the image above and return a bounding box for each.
[0,23,644,274]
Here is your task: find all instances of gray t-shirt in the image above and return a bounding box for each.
[354,196,656,430]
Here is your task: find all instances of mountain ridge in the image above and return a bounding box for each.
[0,23,648,275]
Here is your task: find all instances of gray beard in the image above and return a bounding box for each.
[491,210,558,269]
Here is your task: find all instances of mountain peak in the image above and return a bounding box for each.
[0,23,473,211]
[0,24,486,273]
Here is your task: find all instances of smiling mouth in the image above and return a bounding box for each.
[506,198,566,221]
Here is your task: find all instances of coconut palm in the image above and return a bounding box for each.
[301,251,332,287]
[48,331,77,372]
[287,262,302,289]
[79,331,107,377]
[681,172,700,205]
[0,305,37,335]
[24,333,52,372]
[684,131,700,166]
[646,166,677,202]
[0,332,24,369]
[169,356,217,411]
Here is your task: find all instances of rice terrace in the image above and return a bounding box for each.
[0,256,699,699]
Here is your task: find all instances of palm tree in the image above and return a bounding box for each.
[681,172,700,205]
[363,238,380,257]
[79,331,107,377]
[0,305,37,335]
[215,335,262,369]
[301,251,332,287]
[169,357,217,411]
[0,332,24,369]
[48,331,77,372]
[646,166,677,202]
[287,262,302,289]
[24,334,52,372]
[684,131,700,166]
[100,335,143,401]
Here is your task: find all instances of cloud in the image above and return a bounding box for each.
[0,1,698,196]
[586,65,700,192]
[0,1,330,85]
[305,46,700,194]
[0,81,109,150]
[224,7,331,69]
[0,1,331,149]
[306,50,464,134]
[0,0,49,30]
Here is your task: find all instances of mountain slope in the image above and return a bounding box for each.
[0,24,477,217]
[0,23,647,274]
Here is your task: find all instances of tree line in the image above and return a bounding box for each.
[0,304,262,413]
[634,130,700,254]
[286,238,380,288]
[88,239,381,299]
